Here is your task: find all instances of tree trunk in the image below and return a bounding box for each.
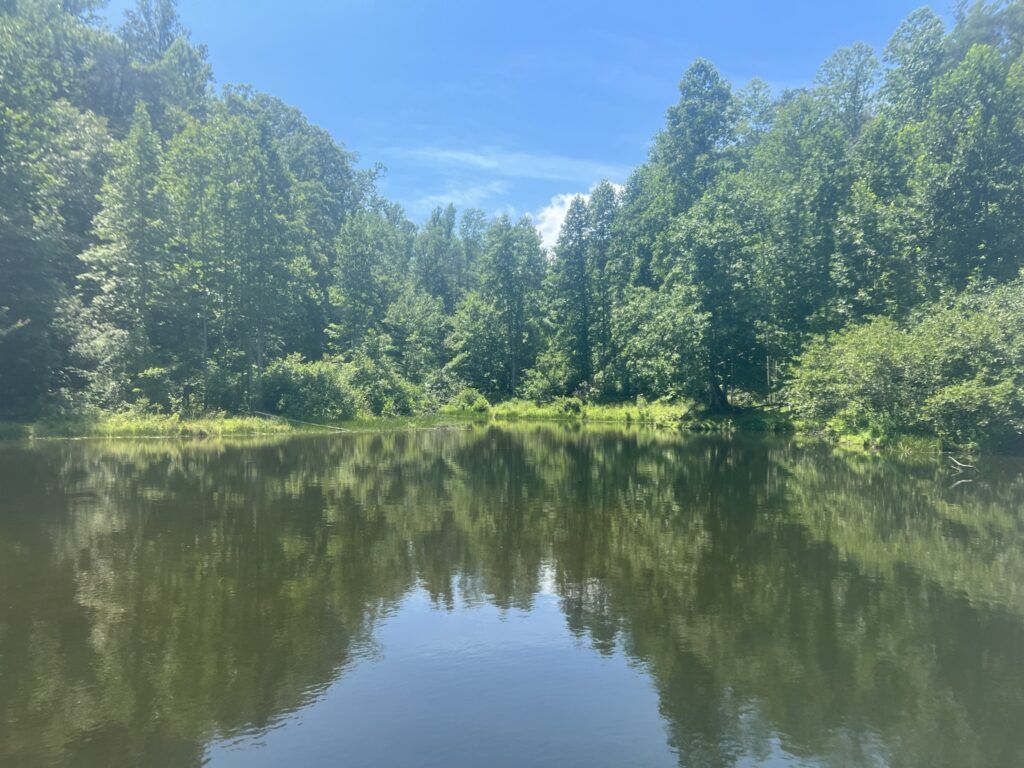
[707,371,733,413]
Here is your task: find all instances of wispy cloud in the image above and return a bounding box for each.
[390,146,630,185]
[413,180,509,213]
[534,182,623,250]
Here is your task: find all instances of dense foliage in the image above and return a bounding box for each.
[788,277,1024,449]
[2,0,1023,447]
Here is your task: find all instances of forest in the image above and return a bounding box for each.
[1,0,1023,449]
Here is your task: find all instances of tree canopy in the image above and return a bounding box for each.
[2,0,1023,447]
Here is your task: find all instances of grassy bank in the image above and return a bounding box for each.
[0,410,494,440]
[5,403,950,450]
[0,401,796,441]
[0,413,301,440]
[491,398,795,434]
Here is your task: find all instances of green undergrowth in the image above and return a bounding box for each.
[1,403,953,452]
[1,410,493,440]
[490,398,795,434]
[335,412,488,432]
[2,413,301,439]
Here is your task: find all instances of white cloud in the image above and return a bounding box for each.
[413,180,509,214]
[534,192,582,250]
[533,183,623,250]
[390,146,630,184]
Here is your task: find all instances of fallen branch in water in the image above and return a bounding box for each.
[948,455,977,472]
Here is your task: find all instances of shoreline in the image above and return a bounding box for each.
[0,405,952,456]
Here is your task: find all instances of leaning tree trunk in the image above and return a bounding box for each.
[708,377,730,412]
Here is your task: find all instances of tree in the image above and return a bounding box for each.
[413,204,463,313]
[650,59,735,212]
[883,7,946,120]
[911,43,1024,288]
[586,181,620,386]
[329,208,410,355]
[446,292,506,402]
[120,0,186,64]
[82,103,167,334]
[475,216,545,397]
[384,283,448,383]
[668,174,767,408]
[76,102,169,406]
[611,284,708,400]
[815,43,879,138]
[545,196,591,394]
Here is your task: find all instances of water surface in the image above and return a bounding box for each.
[1,426,1023,767]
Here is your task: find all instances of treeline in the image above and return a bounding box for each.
[2,1,1023,447]
[529,0,1024,448]
[0,0,548,419]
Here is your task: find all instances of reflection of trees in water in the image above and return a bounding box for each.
[0,429,1022,767]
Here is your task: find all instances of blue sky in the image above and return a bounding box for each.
[105,1,950,243]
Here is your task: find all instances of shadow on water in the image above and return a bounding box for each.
[1,426,1023,767]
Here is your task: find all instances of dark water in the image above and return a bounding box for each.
[1,426,1023,768]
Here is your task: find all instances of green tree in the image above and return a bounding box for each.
[329,207,410,355]
[119,0,186,64]
[384,283,449,383]
[478,216,545,397]
[545,196,591,394]
[413,204,464,313]
[611,284,708,400]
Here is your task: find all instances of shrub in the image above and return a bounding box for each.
[552,396,583,415]
[340,350,423,416]
[260,354,357,421]
[924,378,1024,450]
[131,367,175,411]
[786,317,928,437]
[786,277,1024,449]
[519,347,573,403]
[423,369,470,411]
[441,387,491,414]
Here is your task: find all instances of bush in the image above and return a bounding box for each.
[786,277,1024,449]
[131,367,176,411]
[519,347,573,403]
[441,387,490,414]
[340,350,423,416]
[423,369,470,412]
[924,378,1023,450]
[552,396,583,415]
[786,317,928,437]
[260,354,357,421]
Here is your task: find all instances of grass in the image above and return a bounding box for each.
[336,412,488,432]
[2,412,300,439]
[830,430,943,455]
[1,400,794,440]
[0,409,495,441]
[491,399,584,422]
[490,398,686,424]
[490,398,795,433]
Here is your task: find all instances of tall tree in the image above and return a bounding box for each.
[120,0,186,64]
[586,181,619,387]
[476,216,544,397]
[546,196,591,394]
[413,204,463,313]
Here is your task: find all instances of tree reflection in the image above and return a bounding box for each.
[0,429,1022,767]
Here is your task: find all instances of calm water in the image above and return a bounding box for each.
[1,426,1023,768]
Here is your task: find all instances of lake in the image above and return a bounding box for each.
[1,425,1023,767]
